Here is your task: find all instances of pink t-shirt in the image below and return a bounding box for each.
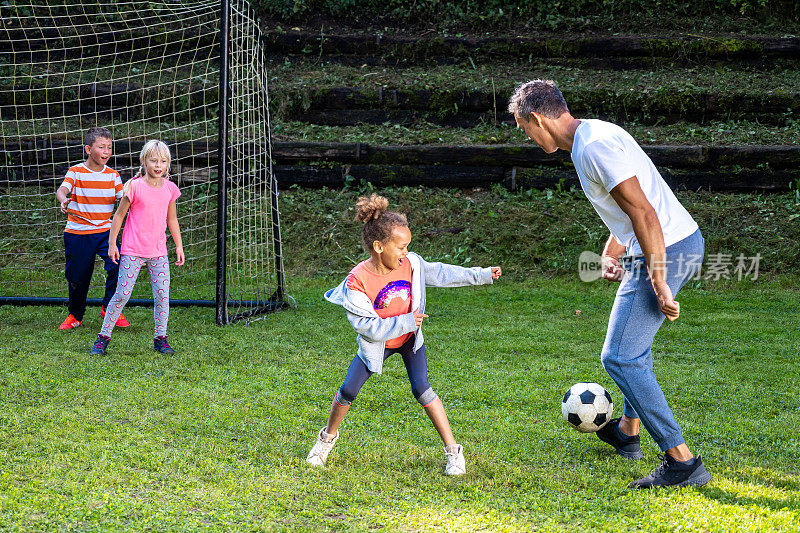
[120,177,181,258]
[346,259,413,349]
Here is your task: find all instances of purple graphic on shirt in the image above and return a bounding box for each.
[373,280,411,310]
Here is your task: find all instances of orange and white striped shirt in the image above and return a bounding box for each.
[60,163,123,234]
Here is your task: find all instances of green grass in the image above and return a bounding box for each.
[2,117,216,143]
[267,60,800,133]
[272,59,800,92]
[279,187,800,279]
[268,60,800,109]
[3,186,800,302]
[6,52,800,145]
[0,277,798,531]
[274,119,800,146]
[8,115,799,147]
[255,3,800,35]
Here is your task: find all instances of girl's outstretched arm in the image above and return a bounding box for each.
[417,255,496,287]
[167,200,185,266]
[107,196,131,264]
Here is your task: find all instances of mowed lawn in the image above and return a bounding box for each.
[0,277,798,531]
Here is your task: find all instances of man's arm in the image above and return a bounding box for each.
[602,234,626,258]
[608,177,680,321]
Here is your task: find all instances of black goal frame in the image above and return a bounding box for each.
[0,0,289,325]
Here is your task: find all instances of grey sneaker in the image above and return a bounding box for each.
[306,427,338,466]
[629,454,712,489]
[596,417,644,460]
[444,444,466,476]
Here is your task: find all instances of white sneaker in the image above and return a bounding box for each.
[444,444,466,476]
[306,427,338,466]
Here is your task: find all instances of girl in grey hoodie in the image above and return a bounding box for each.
[307,194,502,475]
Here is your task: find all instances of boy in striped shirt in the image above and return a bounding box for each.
[55,127,130,330]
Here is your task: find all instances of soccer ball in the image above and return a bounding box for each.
[561,382,614,433]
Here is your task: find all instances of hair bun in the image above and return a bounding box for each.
[355,194,389,223]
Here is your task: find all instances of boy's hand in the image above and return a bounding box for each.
[175,247,185,266]
[490,266,502,279]
[108,242,120,264]
[413,308,428,327]
[60,198,70,214]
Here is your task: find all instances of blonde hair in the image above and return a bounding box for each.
[355,194,408,252]
[138,139,172,179]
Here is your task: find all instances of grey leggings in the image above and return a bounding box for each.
[100,255,170,338]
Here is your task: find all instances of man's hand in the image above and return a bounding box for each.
[601,255,625,282]
[490,266,502,279]
[413,308,428,327]
[653,279,680,321]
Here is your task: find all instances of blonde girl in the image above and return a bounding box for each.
[90,140,184,355]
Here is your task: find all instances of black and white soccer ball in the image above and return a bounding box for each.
[561,382,614,433]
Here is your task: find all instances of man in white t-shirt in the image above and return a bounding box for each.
[508,79,711,489]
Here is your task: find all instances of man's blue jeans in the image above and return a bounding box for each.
[601,229,705,452]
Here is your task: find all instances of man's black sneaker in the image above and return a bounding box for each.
[596,417,644,459]
[154,335,175,355]
[629,454,712,489]
[90,335,110,355]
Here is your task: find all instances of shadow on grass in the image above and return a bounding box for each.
[699,486,799,512]
[697,467,800,513]
[728,469,800,491]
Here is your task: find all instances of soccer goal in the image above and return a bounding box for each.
[0,0,288,324]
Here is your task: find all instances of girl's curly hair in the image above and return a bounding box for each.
[355,194,408,252]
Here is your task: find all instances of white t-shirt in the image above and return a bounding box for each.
[571,119,698,255]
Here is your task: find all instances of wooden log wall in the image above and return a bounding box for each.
[2,140,798,191]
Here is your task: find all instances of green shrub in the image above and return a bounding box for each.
[252,0,800,30]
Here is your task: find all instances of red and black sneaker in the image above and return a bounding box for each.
[59,314,82,330]
[100,306,129,328]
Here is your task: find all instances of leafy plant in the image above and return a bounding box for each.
[249,0,800,31]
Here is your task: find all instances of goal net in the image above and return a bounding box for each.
[0,0,287,324]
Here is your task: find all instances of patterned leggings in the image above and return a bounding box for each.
[100,255,170,338]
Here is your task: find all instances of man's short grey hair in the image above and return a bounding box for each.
[507,79,569,120]
[84,126,113,147]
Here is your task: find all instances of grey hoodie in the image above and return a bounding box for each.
[324,252,493,374]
